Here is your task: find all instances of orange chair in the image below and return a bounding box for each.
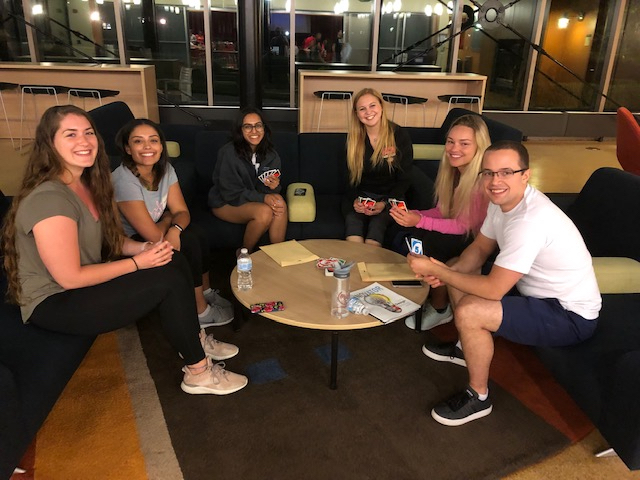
[616,107,640,175]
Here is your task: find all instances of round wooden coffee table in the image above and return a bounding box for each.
[230,239,429,388]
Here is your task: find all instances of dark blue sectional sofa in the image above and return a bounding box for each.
[3,102,639,476]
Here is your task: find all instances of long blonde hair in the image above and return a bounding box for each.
[346,88,398,186]
[1,105,123,304]
[434,114,490,231]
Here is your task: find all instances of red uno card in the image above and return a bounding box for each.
[396,200,408,211]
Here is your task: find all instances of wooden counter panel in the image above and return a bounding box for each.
[298,71,487,133]
[0,64,159,140]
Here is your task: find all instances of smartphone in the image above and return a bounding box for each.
[391,280,423,287]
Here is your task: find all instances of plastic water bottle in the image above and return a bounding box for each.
[331,269,350,318]
[237,248,253,291]
[331,262,355,318]
[347,297,370,315]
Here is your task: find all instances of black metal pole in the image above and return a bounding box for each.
[238,0,263,108]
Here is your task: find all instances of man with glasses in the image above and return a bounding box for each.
[407,140,601,426]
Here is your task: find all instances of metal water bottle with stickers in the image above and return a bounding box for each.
[331,263,354,318]
[237,248,253,291]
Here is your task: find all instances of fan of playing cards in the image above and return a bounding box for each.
[388,198,408,211]
[259,169,281,184]
[357,196,377,208]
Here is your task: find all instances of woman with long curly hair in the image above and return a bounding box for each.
[113,118,233,328]
[1,105,246,395]
[343,88,413,246]
[209,107,287,252]
[390,114,491,331]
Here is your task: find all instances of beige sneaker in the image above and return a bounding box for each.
[181,358,248,395]
[200,329,239,360]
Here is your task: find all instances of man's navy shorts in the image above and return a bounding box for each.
[497,295,598,347]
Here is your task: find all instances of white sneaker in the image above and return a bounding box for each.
[204,289,233,310]
[405,304,453,331]
[181,358,248,395]
[200,329,239,360]
[198,304,233,328]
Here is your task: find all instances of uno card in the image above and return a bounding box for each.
[358,196,368,205]
[364,198,376,208]
[410,237,423,255]
[388,198,398,208]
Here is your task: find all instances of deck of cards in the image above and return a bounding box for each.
[358,196,377,208]
[259,168,281,184]
[389,198,408,211]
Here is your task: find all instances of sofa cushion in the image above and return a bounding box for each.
[568,167,640,261]
[88,101,135,156]
[298,133,348,195]
[592,257,640,294]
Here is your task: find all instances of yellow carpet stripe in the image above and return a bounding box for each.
[35,332,148,479]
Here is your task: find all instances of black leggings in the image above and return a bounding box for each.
[133,223,210,288]
[180,223,211,288]
[28,252,205,365]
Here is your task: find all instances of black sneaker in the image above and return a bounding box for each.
[422,342,466,367]
[431,387,493,426]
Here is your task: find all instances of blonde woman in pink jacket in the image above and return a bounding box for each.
[390,114,490,331]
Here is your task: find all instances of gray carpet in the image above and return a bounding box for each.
[135,311,569,480]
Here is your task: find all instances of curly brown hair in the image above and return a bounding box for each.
[1,105,123,304]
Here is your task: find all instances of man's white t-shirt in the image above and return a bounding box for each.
[481,185,601,320]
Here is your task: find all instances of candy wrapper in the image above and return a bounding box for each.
[250,301,285,314]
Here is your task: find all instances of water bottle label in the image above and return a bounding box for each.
[238,261,252,272]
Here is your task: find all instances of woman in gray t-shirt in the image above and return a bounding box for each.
[1,105,247,396]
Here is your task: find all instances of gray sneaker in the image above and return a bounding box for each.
[181,358,248,395]
[198,304,233,328]
[200,329,238,360]
[405,304,453,330]
[422,342,466,367]
[205,289,233,310]
[431,386,492,426]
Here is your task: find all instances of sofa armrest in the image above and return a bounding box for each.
[592,257,640,294]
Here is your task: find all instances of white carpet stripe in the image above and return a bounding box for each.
[117,325,184,480]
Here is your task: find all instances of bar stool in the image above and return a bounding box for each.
[0,82,19,149]
[434,95,482,126]
[313,90,353,132]
[381,93,428,126]
[67,88,120,110]
[20,85,70,150]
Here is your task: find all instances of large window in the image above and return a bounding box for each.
[5,0,638,111]
[606,0,640,111]
[263,2,291,106]
[456,0,536,110]
[377,0,446,71]
[530,0,615,111]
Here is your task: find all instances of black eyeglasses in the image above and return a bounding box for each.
[478,168,527,179]
[242,122,265,133]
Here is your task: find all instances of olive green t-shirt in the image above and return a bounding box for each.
[15,181,102,322]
